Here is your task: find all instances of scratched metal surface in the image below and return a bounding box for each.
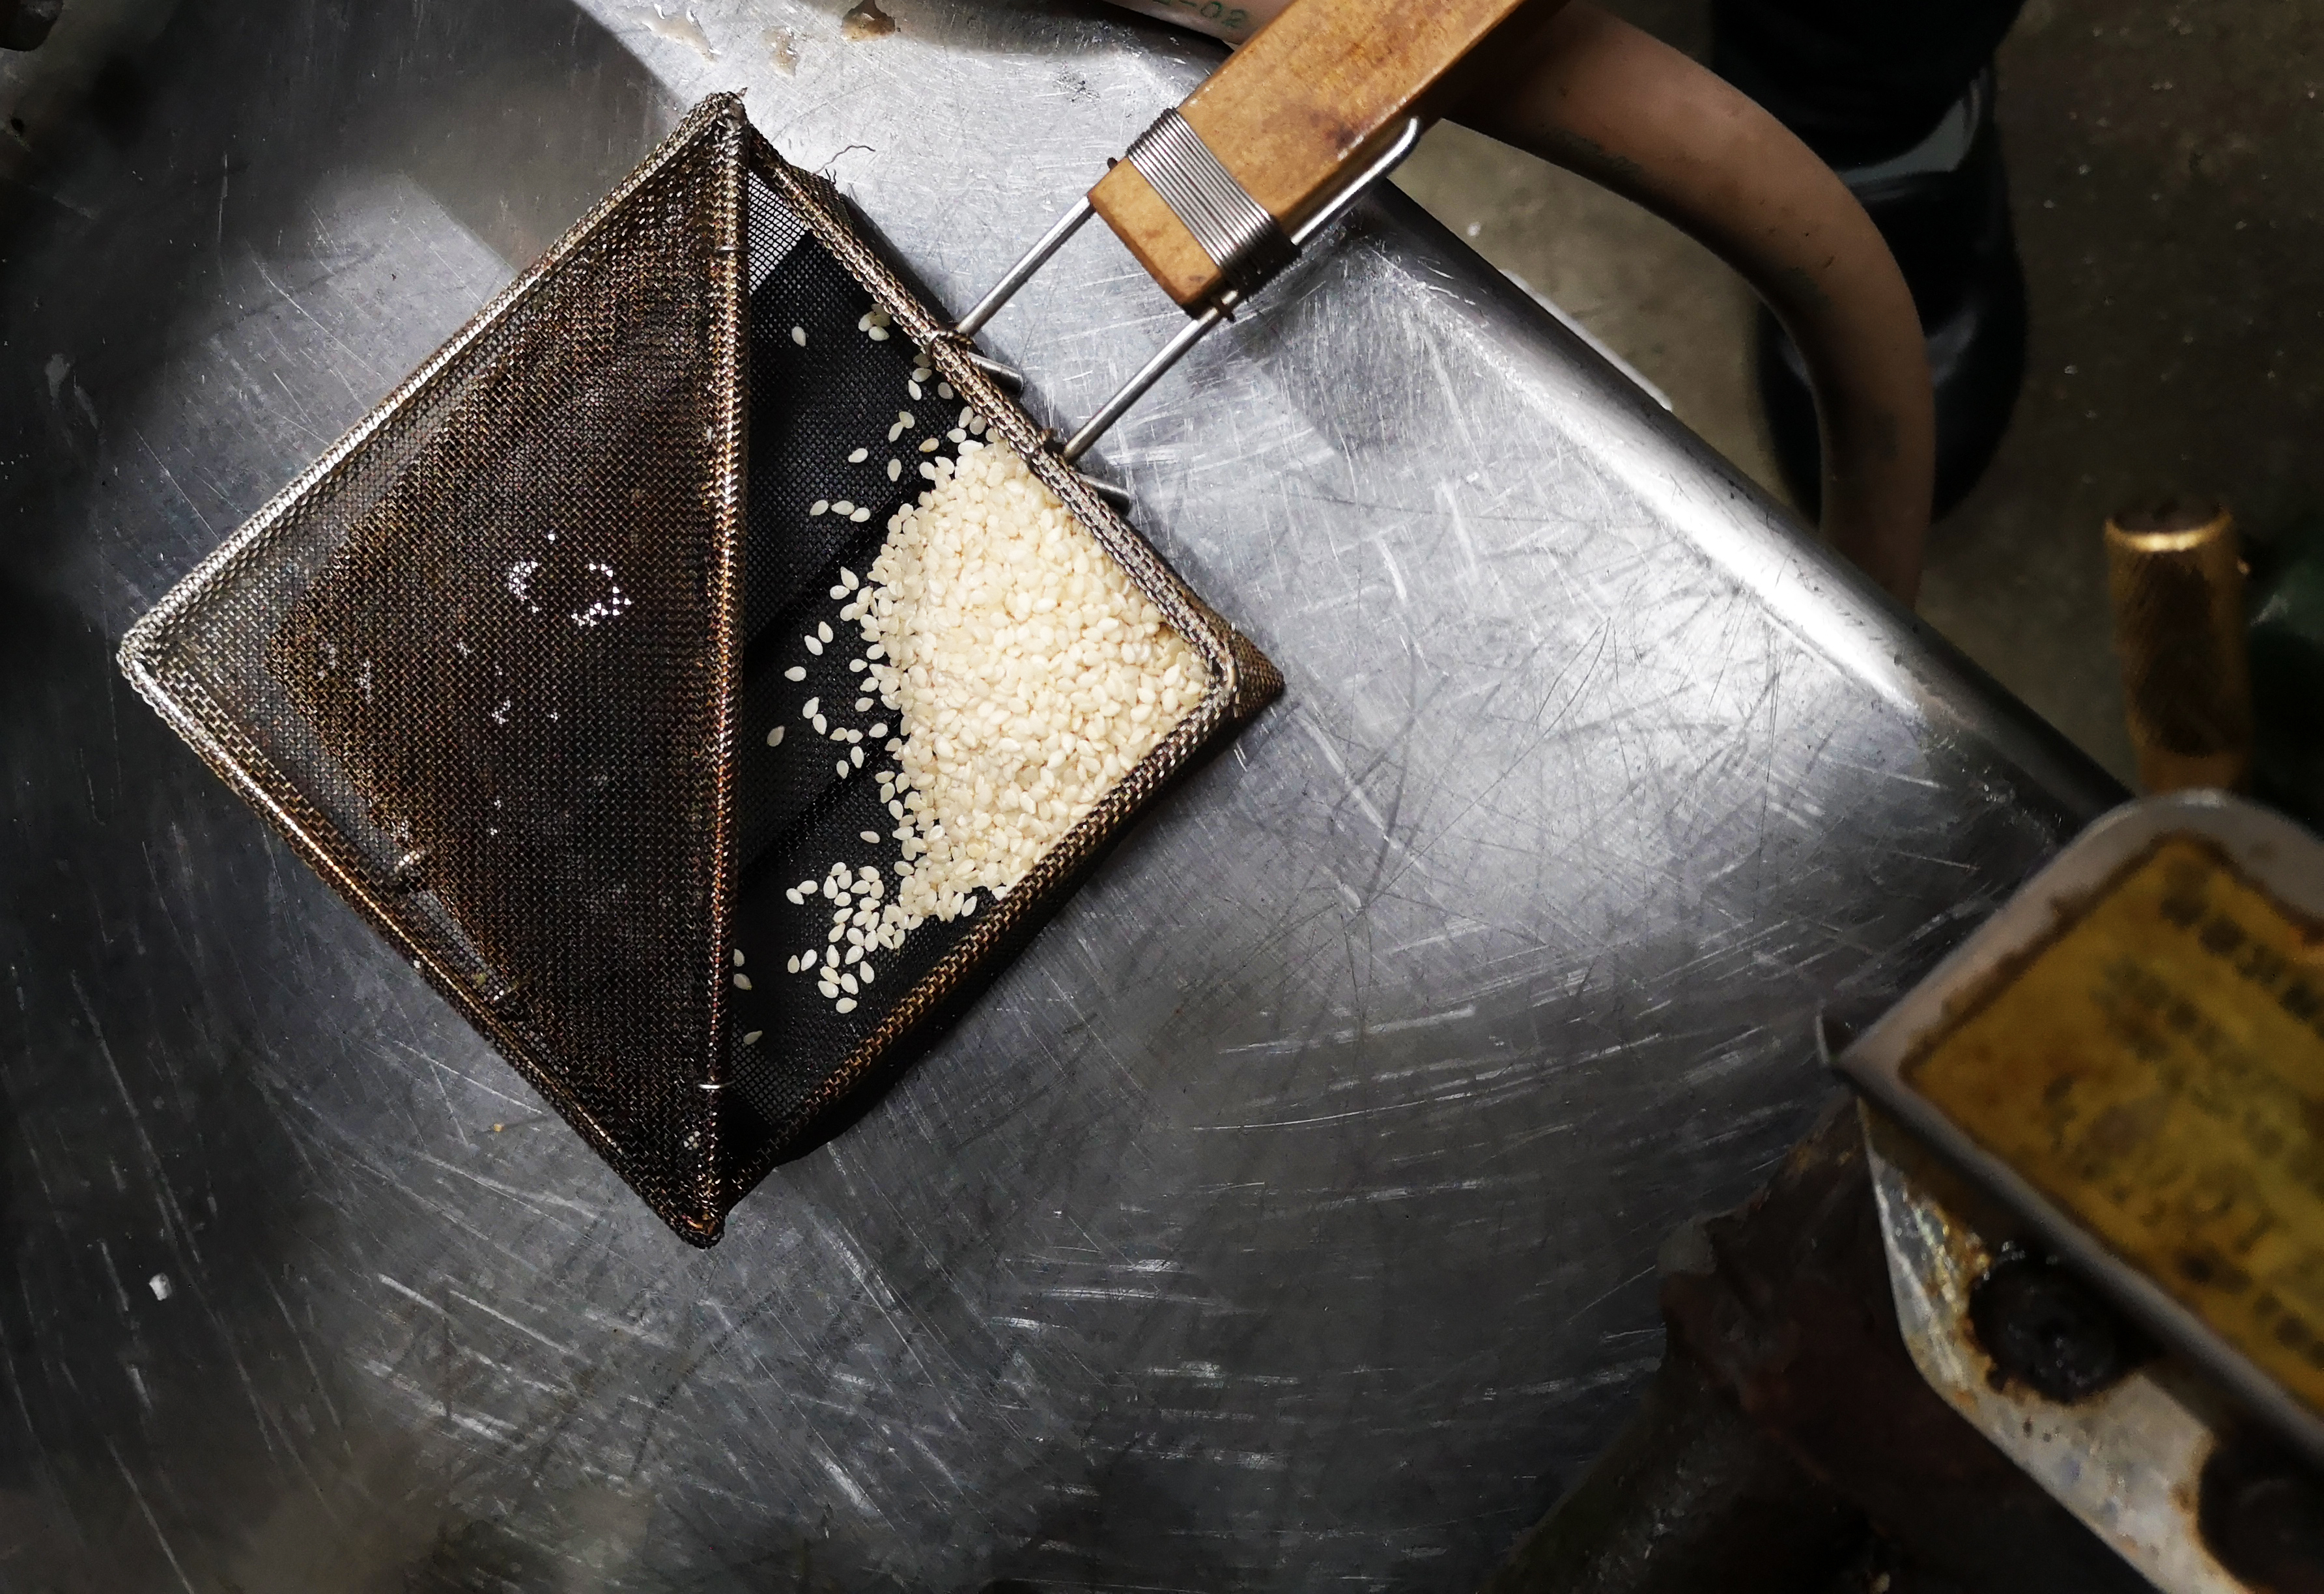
[0,0,2121,1589]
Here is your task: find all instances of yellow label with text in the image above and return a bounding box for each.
[1905,835,2324,1415]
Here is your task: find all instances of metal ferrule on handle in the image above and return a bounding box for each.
[948,115,1423,472]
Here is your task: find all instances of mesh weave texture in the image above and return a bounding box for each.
[119,96,1282,1243]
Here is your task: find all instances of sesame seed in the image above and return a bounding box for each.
[805,636,824,655]
[887,459,901,481]
[840,973,859,994]
[856,696,873,712]
[909,380,923,398]
[786,954,800,972]
[887,423,905,443]
[858,964,874,983]
[817,621,834,642]
[919,437,941,453]
[849,447,869,464]
[785,888,802,904]
[870,721,888,737]
[813,714,827,733]
[830,584,849,599]
[860,830,880,844]
[850,507,871,522]
[841,568,860,589]
[833,500,855,514]
[819,980,839,998]
[867,328,889,341]
[767,725,785,747]
[791,326,807,345]
[810,499,829,516]
[936,381,954,398]
[732,948,746,966]
[785,665,807,682]
[744,1030,763,1044]
[732,972,752,990]
[836,760,850,777]
[850,746,864,767]
[802,697,819,718]
[834,996,858,1012]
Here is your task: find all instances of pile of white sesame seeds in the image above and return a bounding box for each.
[859,439,1204,925]
[738,320,1204,1027]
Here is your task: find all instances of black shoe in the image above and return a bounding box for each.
[1757,68,2028,520]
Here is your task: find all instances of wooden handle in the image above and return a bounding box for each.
[1092,0,1548,307]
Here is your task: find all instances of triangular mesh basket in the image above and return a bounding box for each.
[119,96,1280,1243]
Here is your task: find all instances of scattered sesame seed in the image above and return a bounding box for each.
[819,980,839,998]
[767,725,785,746]
[810,499,829,516]
[841,568,860,589]
[836,759,850,777]
[802,697,819,718]
[856,696,873,712]
[851,507,871,522]
[887,459,901,481]
[867,328,889,341]
[835,996,858,1011]
[817,621,834,643]
[791,326,807,345]
[744,1030,763,1044]
[860,830,881,844]
[813,714,827,733]
[732,972,752,990]
[784,665,806,681]
[936,381,954,398]
[849,447,870,464]
[733,948,746,966]
[919,437,941,453]
[805,636,824,655]
[908,381,923,398]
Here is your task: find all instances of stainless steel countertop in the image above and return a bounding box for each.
[0,0,2118,1587]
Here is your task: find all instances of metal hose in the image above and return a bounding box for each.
[1452,1,1936,604]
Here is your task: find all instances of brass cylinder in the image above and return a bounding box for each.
[2105,500,2250,793]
